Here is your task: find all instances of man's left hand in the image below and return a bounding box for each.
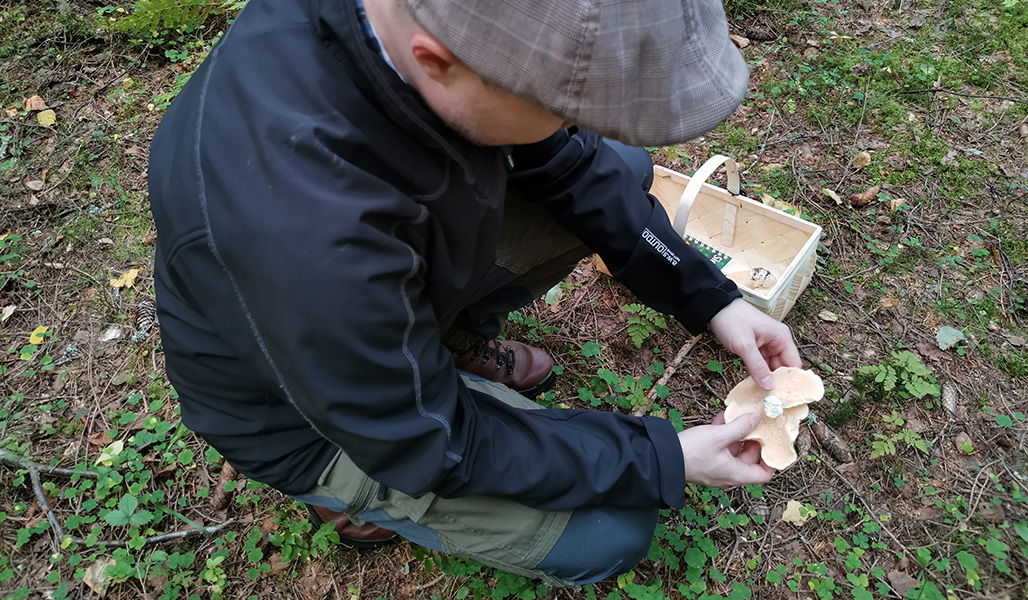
[708,298,801,390]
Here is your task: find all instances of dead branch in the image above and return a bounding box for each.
[0,450,233,548]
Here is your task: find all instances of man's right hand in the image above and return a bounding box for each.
[676,412,775,488]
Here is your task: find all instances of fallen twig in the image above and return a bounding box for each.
[896,87,1028,106]
[0,450,233,548]
[633,335,702,416]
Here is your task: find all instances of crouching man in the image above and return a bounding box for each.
[148,0,799,586]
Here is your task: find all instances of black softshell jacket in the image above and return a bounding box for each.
[148,0,742,510]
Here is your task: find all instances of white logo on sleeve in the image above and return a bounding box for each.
[641,228,680,267]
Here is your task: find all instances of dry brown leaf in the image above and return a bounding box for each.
[37,109,57,127]
[109,268,141,289]
[880,297,901,308]
[24,179,44,191]
[3,107,17,118]
[730,34,751,48]
[23,95,48,111]
[82,555,117,597]
[848,184,881,207]
[1020,123,1028,138]
[853,151,872,168]
[210,463,239,511]
[888,197,907,211]
[28,194,39,206]
[818,310,839,322]
[887,570,918,597]
[822,188,844,205]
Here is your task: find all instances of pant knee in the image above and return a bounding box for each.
[536,507,657,586]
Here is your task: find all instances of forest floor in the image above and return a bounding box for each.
[1,0,1027,598]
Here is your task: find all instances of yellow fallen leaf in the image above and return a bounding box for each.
[853,151,872,168]
[23,95,48,111]
[37,109,57,127]
[782,500,814,525]
[95,440,125,466]
[0,230,10,241]
[29,325,48,344]
[761,193,800,214]
[822,189,843,206]
[109,268,140,289]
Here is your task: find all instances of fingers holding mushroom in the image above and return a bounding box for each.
[723,367,824,470]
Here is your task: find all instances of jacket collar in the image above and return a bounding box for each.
[303,0,503,201]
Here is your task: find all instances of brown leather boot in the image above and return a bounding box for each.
[453,339,556,398]
[304,504,400,550]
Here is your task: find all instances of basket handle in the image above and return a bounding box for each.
[671,155,740,234]
[671,155,741,247]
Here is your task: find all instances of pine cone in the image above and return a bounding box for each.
[135,298,157,333]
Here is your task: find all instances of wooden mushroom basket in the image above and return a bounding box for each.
[723,367,824,469]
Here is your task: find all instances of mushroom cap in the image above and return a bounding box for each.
[725,367,824,409]
[723,367,824,470]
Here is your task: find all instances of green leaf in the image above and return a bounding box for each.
[766,571,782,584]
[955,551,978,570]
[996,414,1013,428]
[130,510,154,526]
[103,510,130,527]
[1015,521,1028,542]
[118,495,138,515]
[983,537,1008,559]
[707,360,723,374]
[205,447,222,464]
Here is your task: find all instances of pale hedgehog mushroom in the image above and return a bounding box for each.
[725,267,779,290]
[723,367,824,469]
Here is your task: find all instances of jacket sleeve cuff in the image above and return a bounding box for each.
[641,416,686,509]
[681,280,743,335]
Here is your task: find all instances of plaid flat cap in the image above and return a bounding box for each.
[407,0,749,146]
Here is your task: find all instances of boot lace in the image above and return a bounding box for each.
[467,339,516,376]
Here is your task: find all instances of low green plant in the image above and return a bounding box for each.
[855,351,940,404]
[621,303,667,349]
[869,411,931,459]
[103,0,245,40]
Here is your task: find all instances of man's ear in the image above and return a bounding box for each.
[410,32,459,84]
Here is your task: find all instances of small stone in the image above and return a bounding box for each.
[1020,123,1028,138]
[953,432,973,452]
[1007,334,1026,347]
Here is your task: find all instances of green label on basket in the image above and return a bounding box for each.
[683,234,733,270]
